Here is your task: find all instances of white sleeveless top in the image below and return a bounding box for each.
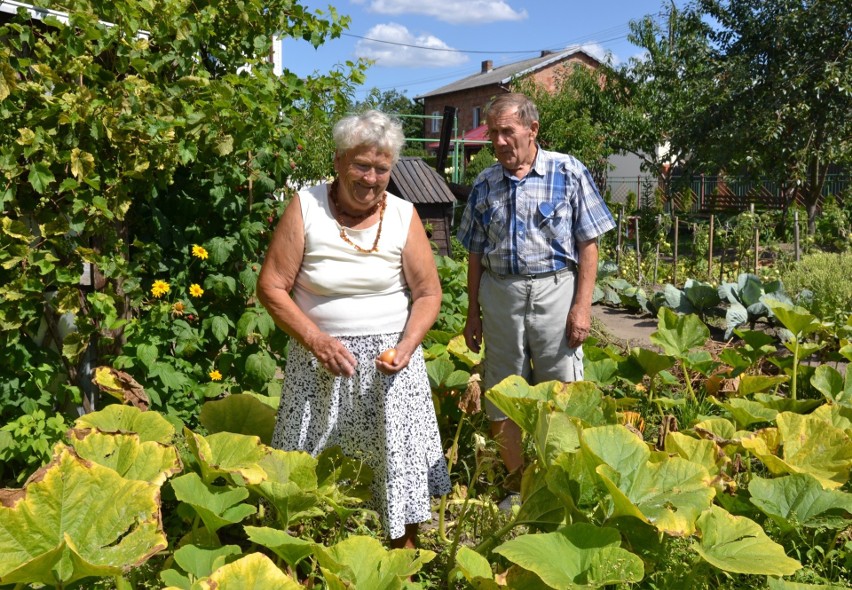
[292,183,413,336]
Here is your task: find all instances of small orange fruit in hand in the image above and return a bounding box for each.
[378,348,397,364]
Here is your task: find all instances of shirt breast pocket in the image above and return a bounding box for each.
[477,199,508,244]
[538,199,569,240]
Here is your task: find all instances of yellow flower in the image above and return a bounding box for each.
[192,245,208,260]
[171,301,185,316]
[151,280,170,298]
[209,370,222,381]
[189,283,204,298]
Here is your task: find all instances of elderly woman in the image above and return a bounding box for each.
[257,110,450,548]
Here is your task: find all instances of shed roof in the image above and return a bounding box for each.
[389,157,456,205]
[416,49,599,99]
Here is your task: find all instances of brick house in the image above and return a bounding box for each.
[416,49,601,143]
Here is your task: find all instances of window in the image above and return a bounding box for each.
[431,111,441,133]
[473,106,481,128]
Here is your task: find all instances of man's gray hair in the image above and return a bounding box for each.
[333,110,405,164]
[486,93,539,128]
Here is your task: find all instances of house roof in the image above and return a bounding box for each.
[426,123,490,149]
[389,157,456,205]
[416,49,599,100]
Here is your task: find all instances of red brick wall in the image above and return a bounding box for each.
[421,54,598,140]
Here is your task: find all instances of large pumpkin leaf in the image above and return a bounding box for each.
[200,394,277,444]
[184,429,269,485]
[249,448,324,528]
[486,376,571,435]
[451,546,501,590]
[775,412,852,488]
[74,404,175,444]
[627,347,676,380]
[664,432,728,476]
[584,426,715,535]
[812,365,852,408]
[313,535,435,589]
[712,396,778,429]
[515,463,566,531]
[170,473,256,535]
[494,523,644,589]
[533,406,582,468]
[201,552,302,589]
[650,307,709,358]
[549,381,610,426]
[0,446,166,586]
[69,429,182,486]
[693,505,802,576]
[764,299,823,338]
[749,474,852,532]
[171,544,242,580]
[245,526,315,571]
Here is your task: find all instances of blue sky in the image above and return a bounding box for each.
[279,0,677,101]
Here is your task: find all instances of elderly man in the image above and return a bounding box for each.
[457,93,615,507]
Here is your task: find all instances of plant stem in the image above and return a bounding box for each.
[438,414,466,543]
[791,339,799,400]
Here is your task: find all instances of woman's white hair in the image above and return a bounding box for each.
[332,110,405,164]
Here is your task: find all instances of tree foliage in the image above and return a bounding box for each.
[0,0,368,481]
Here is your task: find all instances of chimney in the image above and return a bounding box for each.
[481,60,493,73]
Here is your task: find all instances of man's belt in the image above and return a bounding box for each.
[488,260,577,280]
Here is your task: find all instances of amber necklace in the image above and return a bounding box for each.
[329,179,387,254]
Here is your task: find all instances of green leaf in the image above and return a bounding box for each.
[245,351,277,383]
[27,162,55,194]
[764,299,823,338]
[628,347,676,378]
[0,446,166,585]
[200,394,277,445]
[205,552,302,588]
[313,535,435,588]
[494,523,644,588]
[136,343,159,368]
[584,425,715,535]
[250,448,323,529]
[650,307,709,358]
[693,505,802,575]
[736,374,788,397]
[749,473,852,532]
[74,404,175,444]
[210,315,231,344]
[184,429,269,485]
[245,527,316,571]
[451,546,500,589]
[812,365,852,407]
[712,397,778,429]
[70,430,181,486]
[170,472,256,534]
[172,544,242,579]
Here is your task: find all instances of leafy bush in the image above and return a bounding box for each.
[813,197,850,252]
[781,251,852,324]
[462,146,496,185]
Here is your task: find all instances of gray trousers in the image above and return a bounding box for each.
[480,268,584,420]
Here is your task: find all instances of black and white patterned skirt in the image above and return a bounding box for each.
[271,332,451,540]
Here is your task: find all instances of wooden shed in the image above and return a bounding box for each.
[388,157,457,256]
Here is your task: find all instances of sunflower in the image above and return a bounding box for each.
[151,280,170,298]
[192,245,209,260]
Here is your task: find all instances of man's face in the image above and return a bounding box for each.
[486,107,539,174]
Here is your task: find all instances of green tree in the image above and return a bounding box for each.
[354,87,424,149]
[0,0,367,479]
[695,0,852,233]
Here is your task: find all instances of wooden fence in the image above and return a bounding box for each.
[605,174,849,214]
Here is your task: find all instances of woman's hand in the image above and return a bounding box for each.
[375,345,412,375]
[307,331,357,377]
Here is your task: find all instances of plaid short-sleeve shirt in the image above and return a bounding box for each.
[457,147,616,275]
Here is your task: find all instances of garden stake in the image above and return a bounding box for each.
[708,214,714,278]
[673,216,679,287]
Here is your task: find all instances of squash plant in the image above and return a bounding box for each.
[0,0,367,480]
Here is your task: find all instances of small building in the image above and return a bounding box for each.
[416,49,601,142]
[388,157,456,256]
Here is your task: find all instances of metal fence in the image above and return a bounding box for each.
[605,174,850,214]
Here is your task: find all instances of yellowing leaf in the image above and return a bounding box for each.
[70,148,95,179]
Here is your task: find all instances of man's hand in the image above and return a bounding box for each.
[464,314,483,353]
[566,305,591,349]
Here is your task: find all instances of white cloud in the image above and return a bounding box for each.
[564,43,610,64]
[355,23,469,68]
[364,0,527,25]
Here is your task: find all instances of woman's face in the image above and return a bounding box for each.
[334,145,393,212]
